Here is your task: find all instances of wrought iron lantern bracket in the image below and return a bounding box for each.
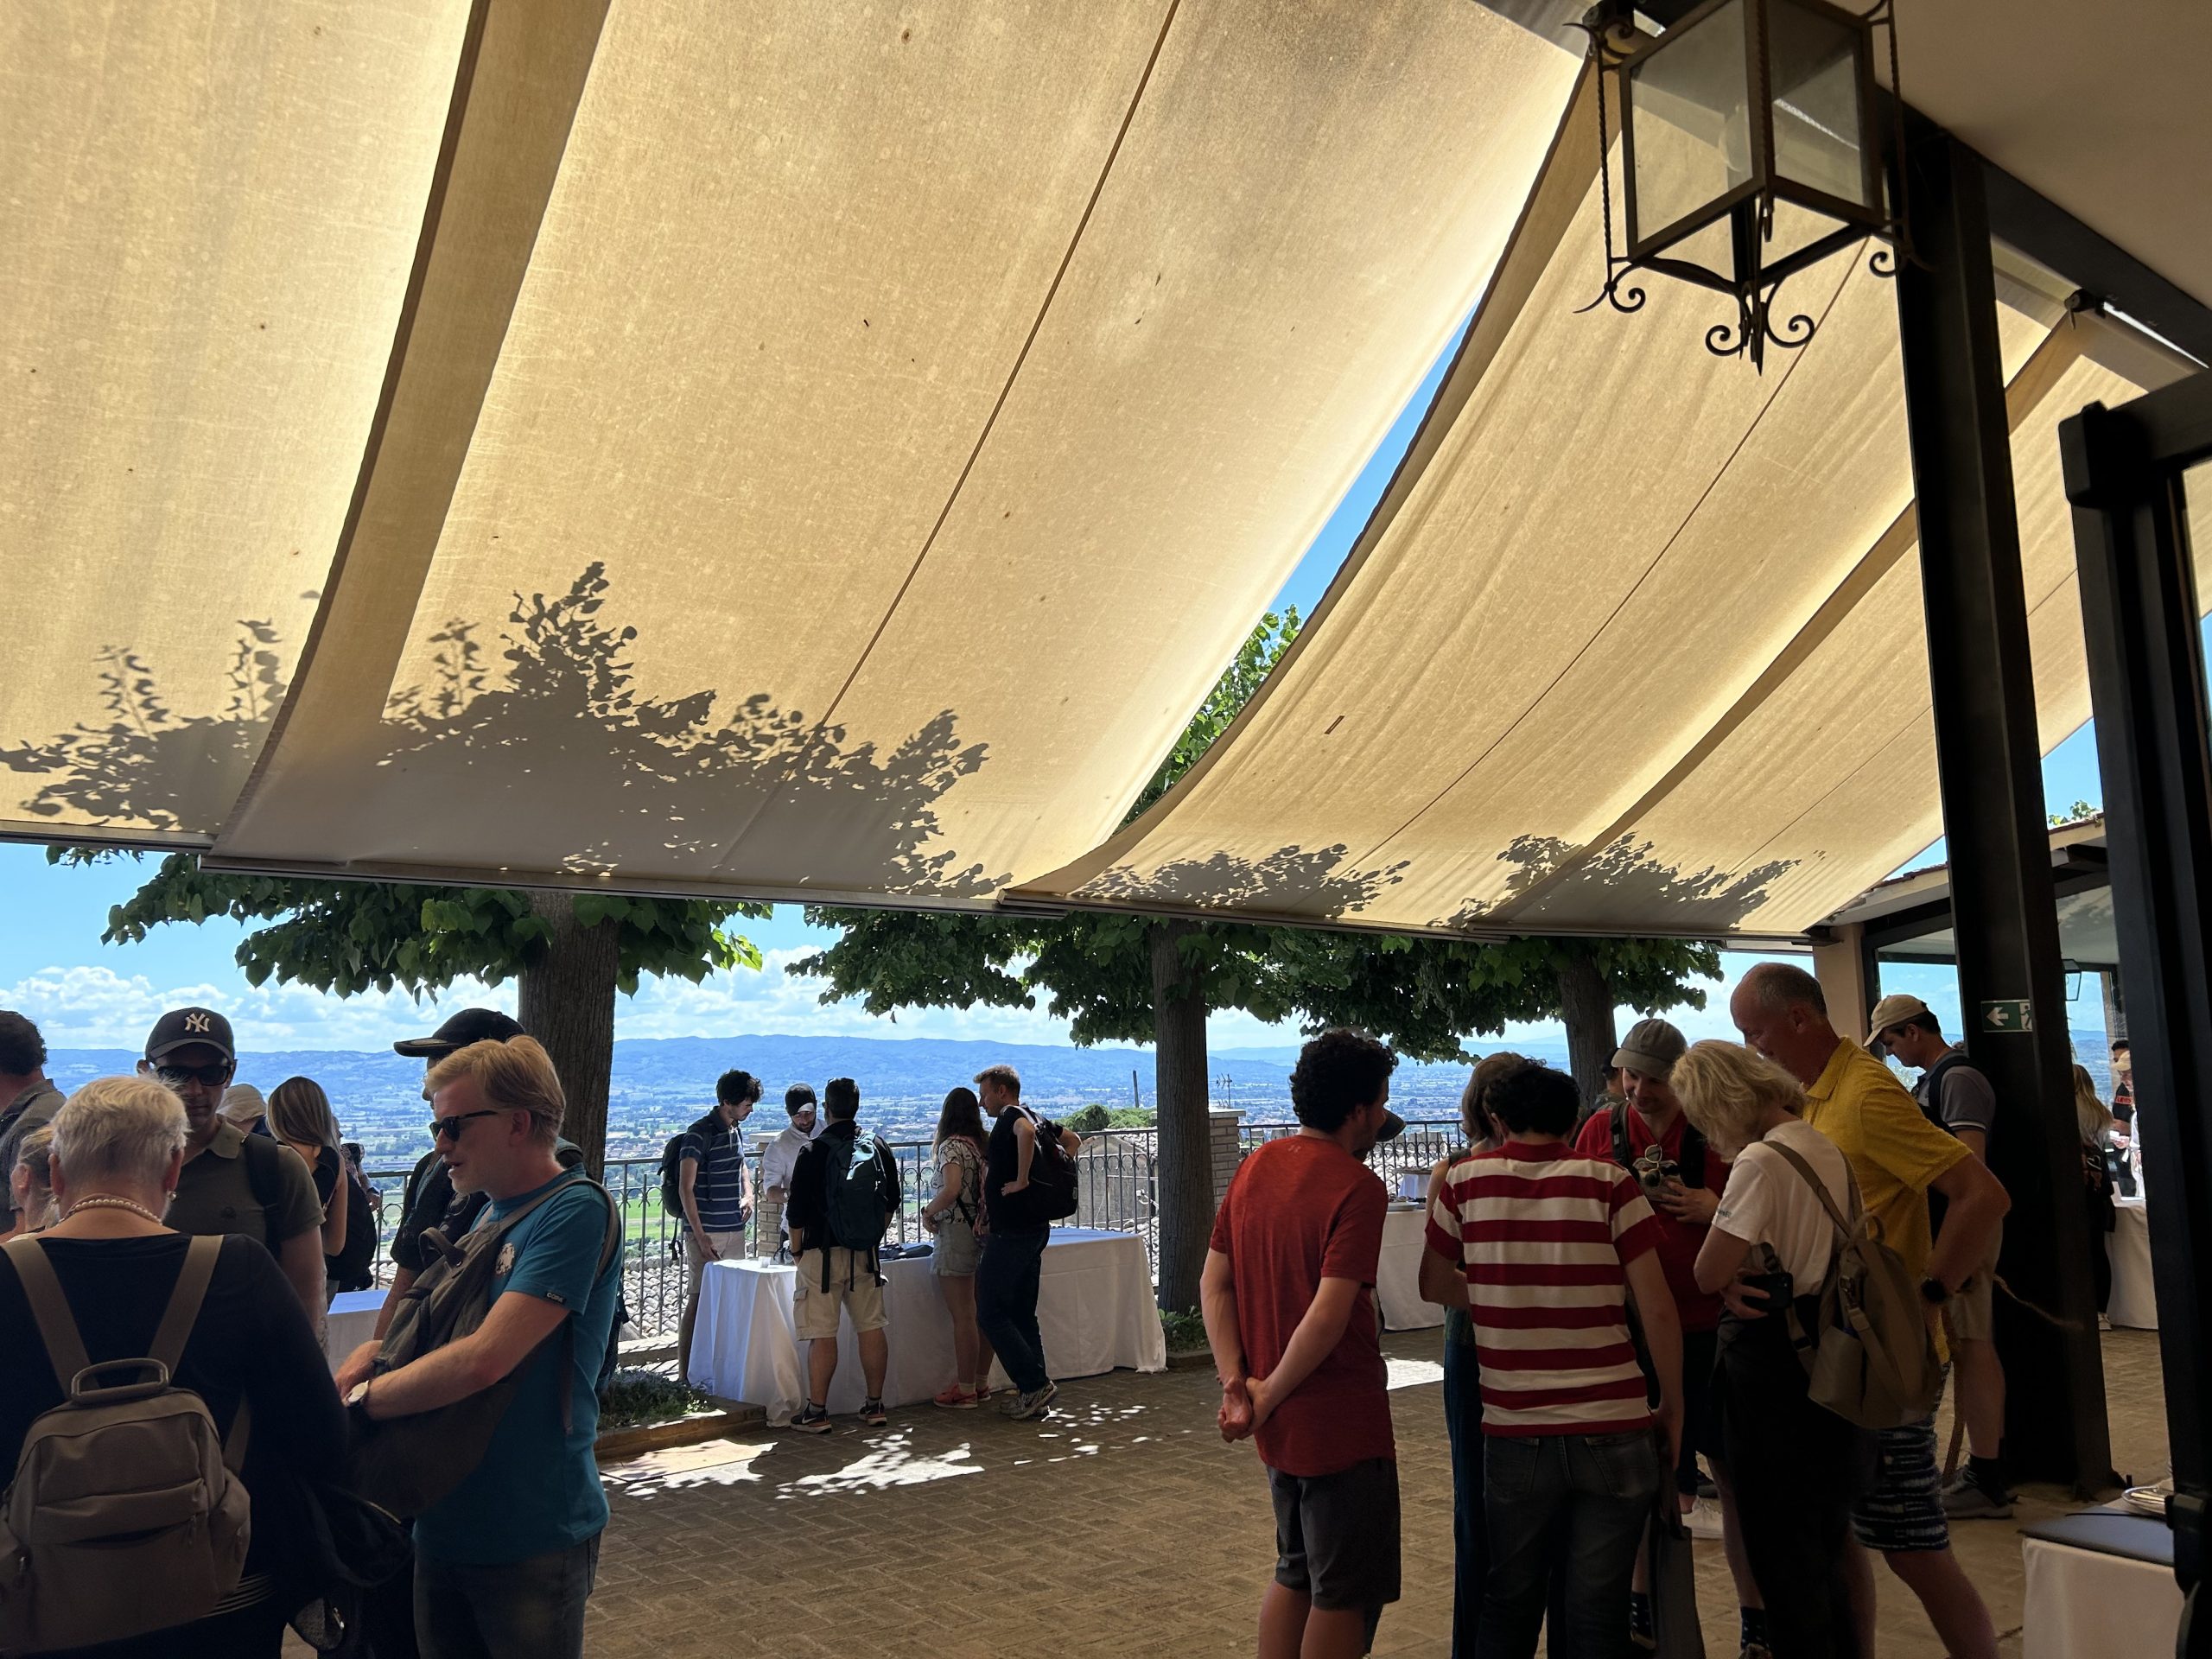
[1574,0,1912,372]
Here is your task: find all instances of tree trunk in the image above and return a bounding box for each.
[517,891,621,1179]
[1555,949,1618,1111]
[1150,919,1212,1315]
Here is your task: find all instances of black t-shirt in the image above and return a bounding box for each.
[985,1106,1048,1234]
[0,1234,346,1576]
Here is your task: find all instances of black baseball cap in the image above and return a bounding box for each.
[1376,1110,1406,1143]
[393,1007,524,1059]
[145,1007,236,1062]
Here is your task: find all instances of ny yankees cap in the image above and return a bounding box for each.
[393,1006,525,1059]
[145,1006,237,1061]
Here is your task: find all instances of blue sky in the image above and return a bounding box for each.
[0,324,2120,1055]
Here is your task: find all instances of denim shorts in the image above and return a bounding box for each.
[932,1216,982,1277]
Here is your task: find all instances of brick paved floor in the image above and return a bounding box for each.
[571,1327,2169,1658]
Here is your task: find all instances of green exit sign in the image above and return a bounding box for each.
[1980,999,2035,1033]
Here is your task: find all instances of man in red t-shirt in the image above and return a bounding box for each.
[1204,1028,1406,1659]
[1571,1018,1765,1653]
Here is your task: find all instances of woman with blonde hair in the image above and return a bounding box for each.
[0,1077,343,1655]
[2,1122,55,1242]
[1422,1051,1530,1657]
[1673,1040,1868,1659]
[2073,1065,2117,1318]
[268,1076,348,1297]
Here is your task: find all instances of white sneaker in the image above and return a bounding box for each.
[1683,1497,1724,1540]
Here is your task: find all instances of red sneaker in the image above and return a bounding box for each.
[933,1385,978,1410]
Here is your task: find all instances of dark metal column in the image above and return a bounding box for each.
[2063,372,2212,1649]
[1893,124,2113,1490]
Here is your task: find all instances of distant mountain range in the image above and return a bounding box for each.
[48,1027,2114,1166]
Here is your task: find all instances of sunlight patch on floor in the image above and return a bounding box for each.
[1386,1357,1445,1391]
[778,1431,982,1497]
[601,1438,772,1499]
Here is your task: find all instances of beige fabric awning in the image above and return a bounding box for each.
[1009,74,2208,943]
[179,0,1573,905]
[1,0,474,843]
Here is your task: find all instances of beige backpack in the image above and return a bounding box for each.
[0,1234,251,1653]
[1768,1141,1944,1431]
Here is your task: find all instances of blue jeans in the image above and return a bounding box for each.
[1476,1431,1660,1659]
[1441,1334,1487,1658]
[975,1226,1050,1393]
[415,1534,600,1659]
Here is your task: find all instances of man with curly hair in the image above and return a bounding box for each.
[1203,1027,1404,1659]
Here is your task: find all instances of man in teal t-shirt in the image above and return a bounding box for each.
[334,1035,621,1659]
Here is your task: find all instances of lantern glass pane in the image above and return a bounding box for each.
[1770,0,1872,212]
[1626,0,1752,247]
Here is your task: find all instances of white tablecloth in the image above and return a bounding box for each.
[323,1287,384,1374]
[2108,1198,2156,1329]
[1395,1171,1428,1203]
[2023,1529,2181,1659]
[690,1228,1166,1422]
[1376,1205,1442,1332]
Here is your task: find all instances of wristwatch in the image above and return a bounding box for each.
[346,1377,374,1412]
[1918,1276,1952,1306]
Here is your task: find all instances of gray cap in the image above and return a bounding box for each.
[1611,1018,1687,1082]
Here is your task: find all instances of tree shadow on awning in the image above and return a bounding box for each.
[5,563,1005,899]
[1073,842,1408,919]
[1452,831,1796,931]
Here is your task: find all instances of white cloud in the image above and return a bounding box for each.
[3,963,512,1052]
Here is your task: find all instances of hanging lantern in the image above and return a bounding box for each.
[1580,0,1906,370]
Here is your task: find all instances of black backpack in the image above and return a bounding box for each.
[658,1114,724,1215]
[819,1129,894,1268]
[1002,1109,1078,1225]
[328,1163,379,1293]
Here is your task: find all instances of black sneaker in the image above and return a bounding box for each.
[791,1402,834,1435]
[860,1397,887,1427]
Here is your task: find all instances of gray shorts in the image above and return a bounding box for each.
[1852,1370,1951,1554]
[1267,1457,1401,1614]
[1943,1224,2003,1344]
[932,1216,982,1276]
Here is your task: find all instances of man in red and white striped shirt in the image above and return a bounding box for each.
[1421,1062,1681,1657]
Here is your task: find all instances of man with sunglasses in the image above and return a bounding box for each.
[379,1009,589,1339]
[139,1006,327,1323]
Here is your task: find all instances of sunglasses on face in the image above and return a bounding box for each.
[156,1062,232,1088]
[428,1108,505,1141]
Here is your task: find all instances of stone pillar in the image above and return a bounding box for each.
[1810,924,1878,1041]
[753,1132,783,1257]
[1209,1109,1244,1215]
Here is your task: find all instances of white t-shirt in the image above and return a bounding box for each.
[1711,1118,1855,1289]
[760,1122,818,1195]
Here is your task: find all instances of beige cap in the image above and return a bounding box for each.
[1611,1018,1687,1081]
[219,1083,266,1125]
[1864,992,1933,1048]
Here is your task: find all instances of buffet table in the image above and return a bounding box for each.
[323,1287,385,1373]
[690,1228,1166,1422]
[2108,1197,2156,1330]
[2021,1508,2180,1659]
[1376,1205,1444,1332]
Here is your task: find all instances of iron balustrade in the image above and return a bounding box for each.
[357,1118,1465,1340]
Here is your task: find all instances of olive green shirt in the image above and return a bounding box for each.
[168,1120,323,1250]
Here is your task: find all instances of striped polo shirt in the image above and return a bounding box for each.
[680,1122,751,1232]
[1426,1140,1662,1437]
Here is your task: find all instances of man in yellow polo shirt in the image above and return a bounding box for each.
[1730,963,2010,1659]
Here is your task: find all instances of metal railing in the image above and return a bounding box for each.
[358,1117,1460,1342]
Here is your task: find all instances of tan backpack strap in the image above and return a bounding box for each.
[1767,1141,1856,1243]
[6,1235,91,1394]
[224,1397,253,1474]
[148,1235,223,1376]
